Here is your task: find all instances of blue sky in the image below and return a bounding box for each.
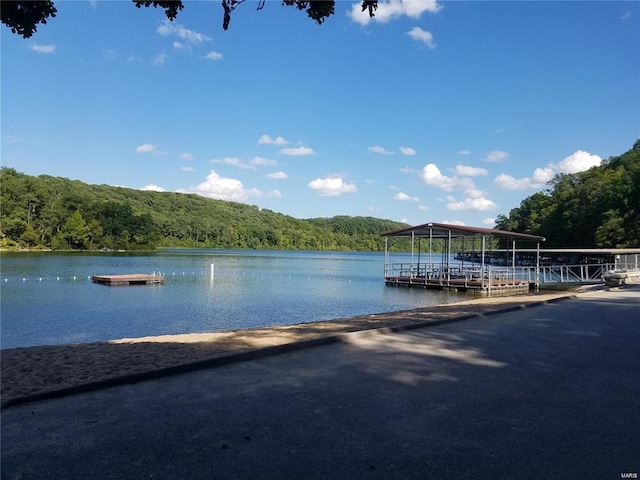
[2,0,639,227]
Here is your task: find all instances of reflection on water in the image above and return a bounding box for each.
[0,249,467,348]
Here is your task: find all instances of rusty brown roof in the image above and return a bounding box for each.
[381,222,546,242]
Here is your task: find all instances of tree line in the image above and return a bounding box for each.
[495,140,640,248]
[3,140,637,252]
[2,0,379,38]
[0,167,409,252]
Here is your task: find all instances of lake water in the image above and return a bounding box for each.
[0,249,466,349]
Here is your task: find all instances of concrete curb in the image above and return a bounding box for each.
[1,292,581,410]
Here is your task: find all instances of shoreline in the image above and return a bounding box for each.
[1,287,598,407]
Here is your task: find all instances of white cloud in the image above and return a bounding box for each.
[394,192,420,202]
[279,146,315,156]
[465,189,484,199]
[441,219,466,226]
[399,146,417,155]
[421,163,473,191]
[458,150,471,155]
[349,0,442,25]
[494,149,602,191]
[152,53,169,66]
[484,150,510,162]
[134,143,168,156]
[202,51,223,61]
[181,166,194,172]
[258,134,288,145]
[308,176,357,196]
[173,42,186,50]
[211,157,256,170]
[179,152,194,161]
[266,171,288,179]
[183,170,261,201]
[400,166,419,174]
[482,217,496,226]
[418,205,430,211]
[494,173,534,191]
[135,143,157,154]
[103,49,116,60]
[454,164,488,177]
[141,184,165,192]
[446,193,497,211]
[157,20,210,44]
[251,156,277,166]
[30,44,56,54]
[532,166,554,184]
[266,190,282,198]
[406,27,436,49]
[368,145,394,155]
[621,11,632,20]
[557,150,602,173]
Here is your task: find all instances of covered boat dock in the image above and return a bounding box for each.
[382,222,546,295]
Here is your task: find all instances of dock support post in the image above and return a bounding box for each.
[535,242,540,292]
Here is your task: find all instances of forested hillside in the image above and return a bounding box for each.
[4,140,637,252]
[495,140,640,248]
[0,168,408,251]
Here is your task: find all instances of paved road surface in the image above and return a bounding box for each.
[2,286,639,479]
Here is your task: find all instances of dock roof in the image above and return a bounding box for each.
[381,222,546,242]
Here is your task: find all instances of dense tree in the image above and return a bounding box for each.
[0,167,407,251]
[495,140,640,248]
[2,0,378,37]
[0,0,57,38]
[56,210,90,249]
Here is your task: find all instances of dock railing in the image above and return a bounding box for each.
[385,262,618,288]
[519,263,615,285]
[384,262,521,289]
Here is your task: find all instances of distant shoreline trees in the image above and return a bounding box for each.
[2,140,638,252]
[0,167,408,252]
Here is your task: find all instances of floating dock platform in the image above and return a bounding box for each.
[384,275,530,295]
[91,274,165,286]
